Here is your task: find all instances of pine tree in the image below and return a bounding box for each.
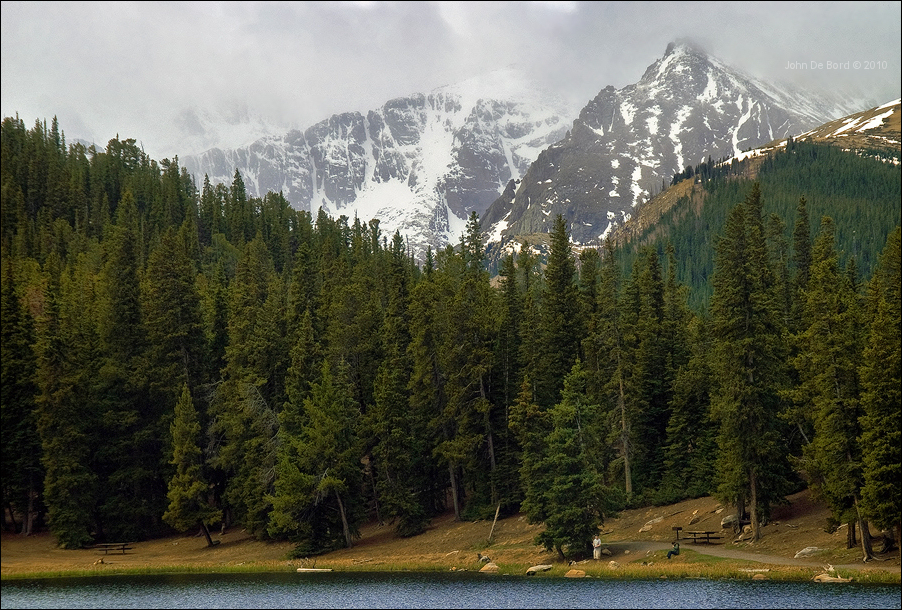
[1,261,43,534]
[509,376,548,519]
[530,361,620,560]
[226,169,251,246]
[368,231,430,536]
[95,189,161,540]
[658,316,716,502]
[623,246,669,497]
[791,196,812,330]
[496,253,522,413]
[709,183,793,541]
[535,215,581,407]
[438,212,501,516]
[142,225,206,408]
[209,236,281,535]
[588,240,632,494]
[163,384,221,546]
[406,249,454,518]
[859,226,901,553]
[269,359,363,554]
[790,217,873,557]
[34,253,98,547]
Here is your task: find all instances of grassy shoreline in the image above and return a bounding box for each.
[4,553,900,585]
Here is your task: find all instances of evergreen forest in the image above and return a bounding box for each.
[2,115,899,561]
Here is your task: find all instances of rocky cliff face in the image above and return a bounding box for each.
[481,42,871,256]
[182,68,578,260]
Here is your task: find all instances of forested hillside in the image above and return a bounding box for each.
[615,141,901,311]
[2,115,899,562]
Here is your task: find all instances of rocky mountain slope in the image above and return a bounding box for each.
[481,41,871,260]
[182,68,578,260]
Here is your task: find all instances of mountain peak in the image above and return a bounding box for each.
[665,38,709,59]
[482,41,869,252]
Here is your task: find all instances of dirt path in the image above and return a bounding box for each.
[605,540,900,572]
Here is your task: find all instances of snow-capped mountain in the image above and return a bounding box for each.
[481,41,873,255]
[183,42,873,262]
[604,98,901,253]
[182,68,579,259]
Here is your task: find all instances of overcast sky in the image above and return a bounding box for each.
[3,1,900,161]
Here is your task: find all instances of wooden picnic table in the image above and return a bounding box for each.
[93,542,135,554]
[683,530,723,544]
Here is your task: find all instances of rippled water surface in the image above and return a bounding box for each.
[2,571,900,609]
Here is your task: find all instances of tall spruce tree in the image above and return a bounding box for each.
[790,217,873,557]
[623,246,669,498]
[1,262,43,534]
[530,361,620,560]
[142,225,206,412]
[163,383,221,546]
[269,359,363,554]
[96,190,161,540]
[535,215,581,408]
[209,236,281,535]
[710,183,793,541]
[34,253,98,547]
[368,231,431,536]
[588,240,632,494]
[859,226,901,554]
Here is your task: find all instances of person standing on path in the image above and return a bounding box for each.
[593,535,602,560]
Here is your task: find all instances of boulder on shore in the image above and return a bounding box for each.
[565,569,586,578]
[526,564,553,575]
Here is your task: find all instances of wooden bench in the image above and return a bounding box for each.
[683,530,723,544]
[93,542,135,554]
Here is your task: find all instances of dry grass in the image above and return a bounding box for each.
[3,489,899,583]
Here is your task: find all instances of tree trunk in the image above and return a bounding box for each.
[847,519,856,549]
[449,462,461,521]
[199,520,214,547]
[734,497,745,535]
[335,490,352,549]
[24,472,36,535]
[750,469,760,541]
[486,431,497,504]
[854,497,875,562]
[6,503,18,533]
[619,374,631,496]
[367,457,383,525]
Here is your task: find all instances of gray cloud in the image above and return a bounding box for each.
[3,1,899,161]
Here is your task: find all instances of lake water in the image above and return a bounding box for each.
[2,571,900,609]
